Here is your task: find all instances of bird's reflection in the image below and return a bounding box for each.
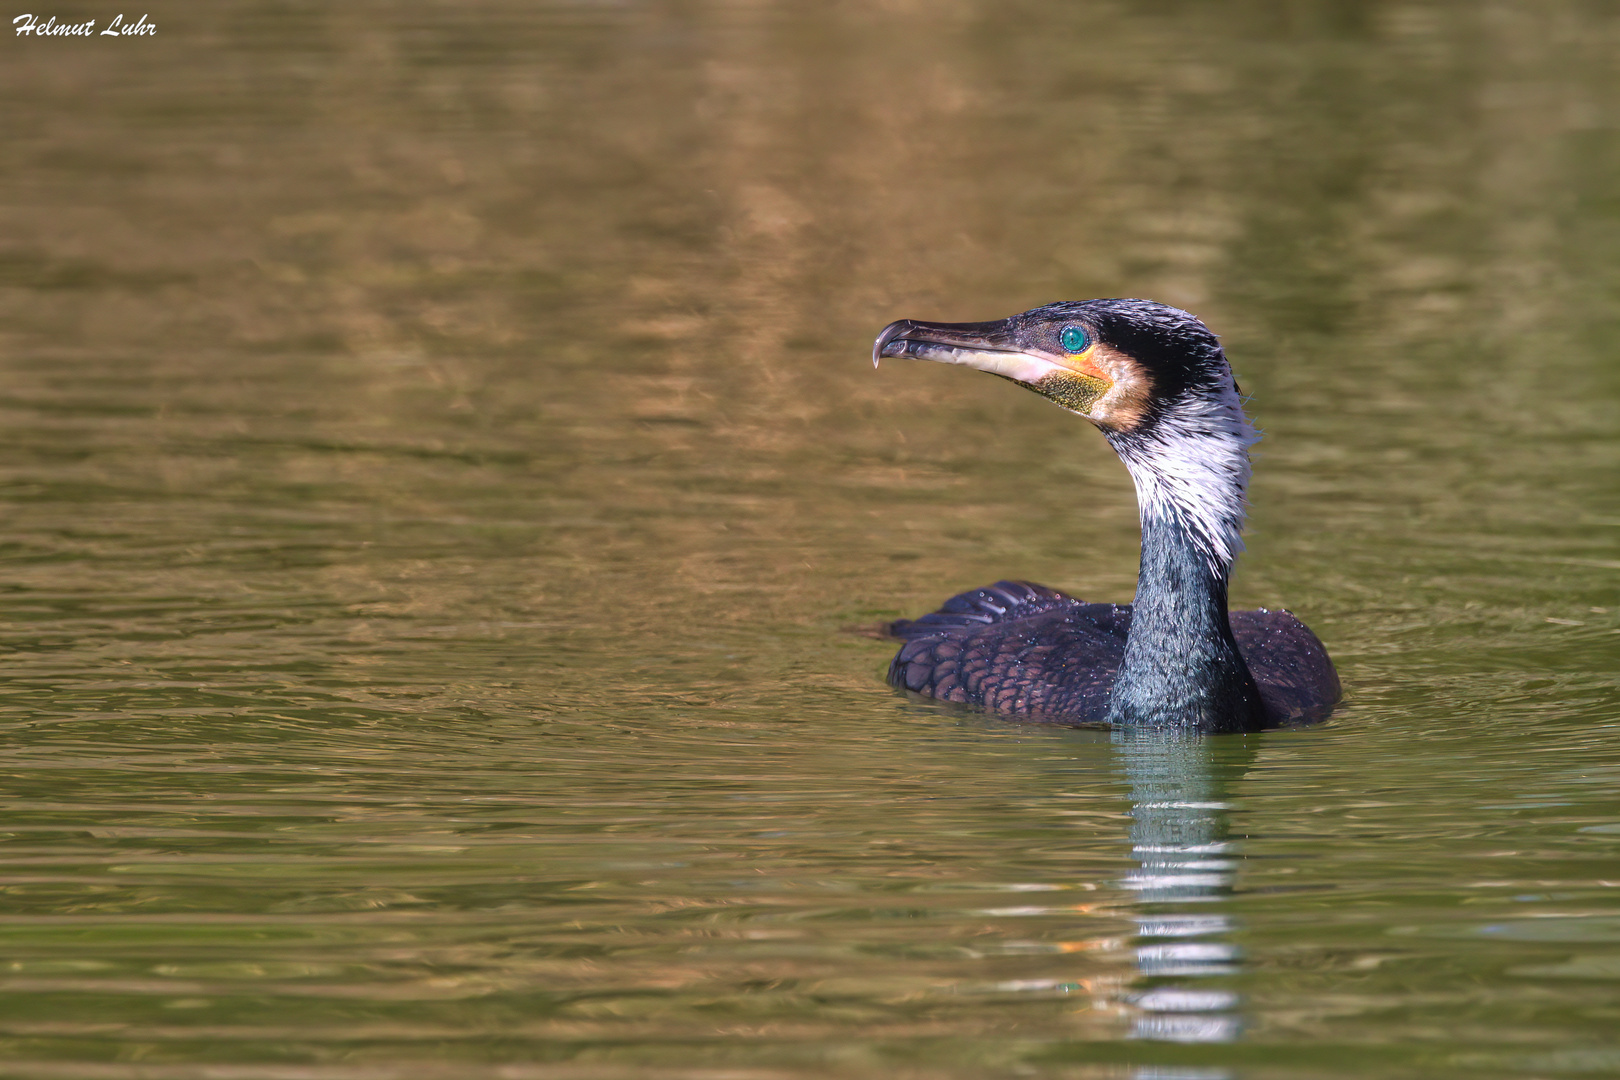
[1116,729,1252,1051]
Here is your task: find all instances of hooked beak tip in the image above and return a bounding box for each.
[871,320,911,370]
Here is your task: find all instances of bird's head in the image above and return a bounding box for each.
[875,299,1258,572]
[872,298,1234,437]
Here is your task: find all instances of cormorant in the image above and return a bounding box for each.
[874,299,1339,733]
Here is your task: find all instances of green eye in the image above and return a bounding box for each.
[1060,326,1089,353]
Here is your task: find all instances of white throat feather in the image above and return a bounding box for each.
[1108,381,1258,578]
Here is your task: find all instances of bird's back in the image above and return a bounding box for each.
[889,580,1339,726]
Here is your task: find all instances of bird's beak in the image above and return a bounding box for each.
[872,317,1067,385]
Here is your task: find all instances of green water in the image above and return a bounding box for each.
[1,2,1617,1077]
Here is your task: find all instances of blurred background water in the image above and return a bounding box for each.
[0,1,1617,1077]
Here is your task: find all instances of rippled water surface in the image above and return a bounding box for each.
[2,2,1618,1077]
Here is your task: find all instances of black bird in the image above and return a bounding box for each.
[875,299,1339,733]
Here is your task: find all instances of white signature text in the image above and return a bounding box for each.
[13,13,155,36]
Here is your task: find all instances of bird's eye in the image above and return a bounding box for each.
[1059,326,1090,353]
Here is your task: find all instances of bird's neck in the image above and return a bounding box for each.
[1104,395,1268,732]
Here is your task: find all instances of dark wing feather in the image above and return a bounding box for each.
[888,581,1128,724]
[1230,608,1341,724]
[888,583,1340,727]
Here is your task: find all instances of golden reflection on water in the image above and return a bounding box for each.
[0,1,1617,1077]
